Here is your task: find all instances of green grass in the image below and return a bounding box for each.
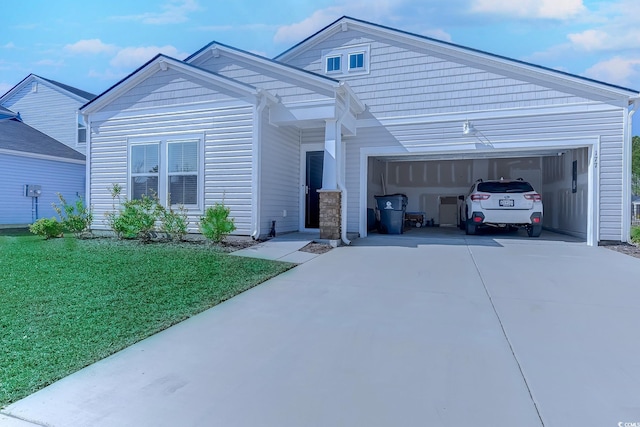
[0,235,293,407]
[632,226,640,244]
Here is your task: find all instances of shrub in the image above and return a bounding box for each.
[110,195,158,241]
[631,226,640,244]
[29,217,64,239]
[158,203,189,242]
[199,203,236,243]
[52,193,93,237]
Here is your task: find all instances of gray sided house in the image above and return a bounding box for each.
[0,113,86,226]
[0,74,96,155]
[81,17,639,245]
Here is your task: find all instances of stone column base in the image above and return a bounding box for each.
[318,190,341,240]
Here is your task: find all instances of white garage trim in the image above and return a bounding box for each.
[359,137,601,246]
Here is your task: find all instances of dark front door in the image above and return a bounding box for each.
[305,151,324,228]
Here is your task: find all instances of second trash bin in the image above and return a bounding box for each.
[375,194,408,234]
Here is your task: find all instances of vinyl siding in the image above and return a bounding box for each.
[89,72,255,235]
[1,81,85,154]
[259,108,301,237]
[0,153,85,225]
[287,27,628,241]
[191,55,334,104]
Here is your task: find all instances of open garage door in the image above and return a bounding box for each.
[362,144,598,245]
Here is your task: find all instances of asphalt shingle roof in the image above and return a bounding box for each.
[0,119,85,161]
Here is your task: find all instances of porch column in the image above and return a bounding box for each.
[318,189,341,240]
[322,119,338,190]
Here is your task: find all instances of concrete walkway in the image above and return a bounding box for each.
[3,230,640,426]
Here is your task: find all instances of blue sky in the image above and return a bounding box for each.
[1,0,639,134]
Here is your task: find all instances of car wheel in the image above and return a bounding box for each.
[527,224,542,237]
[458,211,465,230]
[465,219,477,235]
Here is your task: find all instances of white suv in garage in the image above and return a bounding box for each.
[461,178,543,237]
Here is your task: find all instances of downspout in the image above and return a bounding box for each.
[336,83,351,245]
[624,98,639,242]
[83,113,91,228]
[251,90,269,240]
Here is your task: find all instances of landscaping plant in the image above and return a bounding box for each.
[199,203,236,243]
[52,193,93,237]
[28,217,64,239]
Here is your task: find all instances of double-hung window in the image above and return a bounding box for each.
[349,52,364,70]
[168,140,198,205]
[130,143,160,200]
[129,135,201,208]
[326,55,341,73]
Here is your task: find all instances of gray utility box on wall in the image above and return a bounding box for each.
[24,185,42,197]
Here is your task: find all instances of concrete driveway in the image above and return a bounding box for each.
[3,230,640,427]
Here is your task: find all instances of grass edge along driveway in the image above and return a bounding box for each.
[0,235,293,408]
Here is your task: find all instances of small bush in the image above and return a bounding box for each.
[52,193,93,237]
[29,217,64,239]
[631,226,640,244]
[158,203,189,242]
[199,203,236,243]
[110,195,158,241]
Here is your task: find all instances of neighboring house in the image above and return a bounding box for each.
[0,74,95,155]
[81,16,639,246]
[0,113,86,226]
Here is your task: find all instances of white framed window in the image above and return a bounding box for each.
[349,52,364,70]
[326,55,341,73]
[77,115,87,145]
[128,134,203,209]
[322,44,370,77]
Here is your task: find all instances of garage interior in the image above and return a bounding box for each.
[367,147,590,240]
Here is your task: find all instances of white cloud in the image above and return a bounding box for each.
[34,59,65,67]
[584,57,640,87]
[470,0,585,19]
[109,45,187,69]
[112,0,200,25]
[2,42,15,49]
[64,39,118,55]
[422,29,452,43]
[568,27,640,53]
[274,8,343,44]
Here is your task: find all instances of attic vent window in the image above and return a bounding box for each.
[31,82,38,93]
[322,44,370,77]
[326,55,341,73]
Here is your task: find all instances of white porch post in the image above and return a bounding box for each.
[322,119,338,190]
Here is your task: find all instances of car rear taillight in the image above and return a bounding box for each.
[532,217,541,223]
[470,194,490,201]
[524,193,542,201]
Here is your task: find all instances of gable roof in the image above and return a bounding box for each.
[0,118,85,162]
[186,40,342,89]
[276,16,639,100]
[81,54,262,114]
[0,74,96,105]
[0,105,17,120]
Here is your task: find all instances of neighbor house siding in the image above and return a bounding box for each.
[89,95,255,235]
[1,82,85,154]
[259,108,301,236]
[0,153,85,225]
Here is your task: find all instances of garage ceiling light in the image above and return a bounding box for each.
[463,120,493,148]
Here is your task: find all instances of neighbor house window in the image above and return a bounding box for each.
[77,116,87,144]
[130,143,159,200]
[326,55,341,72]
[167,140,199,205]
[349,52,364,70]
[129,136,202,208]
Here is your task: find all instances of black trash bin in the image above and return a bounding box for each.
[375,194,408,234]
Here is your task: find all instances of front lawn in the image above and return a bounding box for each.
[0,234,293,407]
